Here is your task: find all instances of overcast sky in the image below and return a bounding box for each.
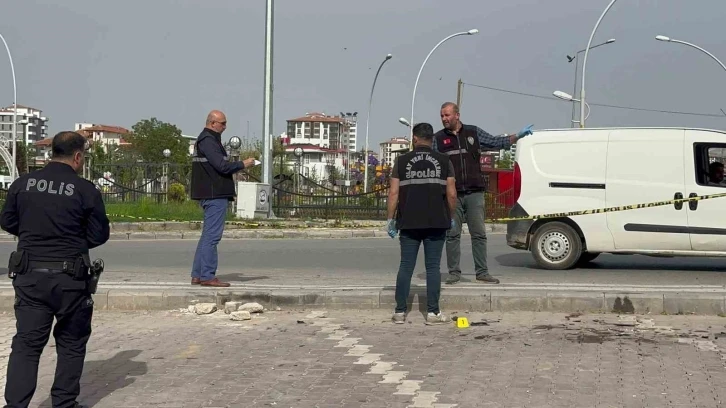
[2,0,725,148]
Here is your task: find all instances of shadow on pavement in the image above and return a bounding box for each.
[496,253,726,272]
[37,350,147,408]
[215,273,270,282]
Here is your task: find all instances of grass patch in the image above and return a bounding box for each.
[104,199,236,222]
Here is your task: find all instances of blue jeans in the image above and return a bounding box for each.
[394,228,447,314]
[191,198,228,281]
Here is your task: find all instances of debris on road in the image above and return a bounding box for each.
[306,310,327,319]
[230,311,252,321]
[239,302,265,313]
[192,303,217,315]
[224,301,243,314]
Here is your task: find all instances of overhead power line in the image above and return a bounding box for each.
[462,82,725,119]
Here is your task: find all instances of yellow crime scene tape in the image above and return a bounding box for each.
[486,191,726,223]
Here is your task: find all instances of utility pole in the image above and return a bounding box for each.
[261,0,275,218]
[456,79,463,107]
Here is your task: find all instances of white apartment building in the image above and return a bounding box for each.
[339,112,358,152]
[182,134,197,155]
[286,112,353,151]
[74,123,132,153]
[282,144,345,182]
[379,137,410,166]
[0,105,49,145]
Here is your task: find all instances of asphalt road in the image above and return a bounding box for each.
[2,235,726,287]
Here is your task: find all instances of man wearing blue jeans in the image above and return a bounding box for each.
[190,110,256,287]
[387,123,457,324]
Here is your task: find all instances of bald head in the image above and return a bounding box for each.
[205,110,228,134]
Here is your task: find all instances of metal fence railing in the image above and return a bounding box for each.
[0,164,516,221]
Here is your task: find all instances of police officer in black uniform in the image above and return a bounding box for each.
[1,131,110,408]
[387,123,457,325]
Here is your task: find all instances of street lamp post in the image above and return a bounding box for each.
[553,90,591,124]
[568,38,615,127]
[409,29,478,149]
[363,53,392,193]
[0,33,17,179]
[162,148,171,203]
[580,0,618,128]
[261,0,275,218]
[655,35,726,73]
[82,138,91,180]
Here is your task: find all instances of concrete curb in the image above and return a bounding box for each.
[105,225,505,240]
[0,224,507,241]
[1,283,724,315]
[109,224,505,240]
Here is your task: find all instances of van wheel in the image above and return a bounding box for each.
[530,222,583,270]
[577,252,600,265]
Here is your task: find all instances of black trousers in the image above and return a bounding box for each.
[4,269,93,408]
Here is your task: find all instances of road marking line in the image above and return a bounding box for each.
[314,319,457,408]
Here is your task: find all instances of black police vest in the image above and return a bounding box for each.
[434,124,486,192]
[190,130,237,200]
[395,147,451,230]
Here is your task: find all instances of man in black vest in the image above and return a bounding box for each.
[387,122,457,324]
[190,110,256,287]
[433,102,533,285]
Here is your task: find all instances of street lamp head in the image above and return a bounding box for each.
[606,38,616,44]
[553,90,574,101]
[229,136,242,150]
[655,35,671,42]
[467,29,479,35]
[162,148,171,158]
[398,117,411,127]
[385,54,393,60]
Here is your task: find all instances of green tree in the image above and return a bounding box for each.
[14,142,29,175]
[127,118,188,164]
[496,151,513,169]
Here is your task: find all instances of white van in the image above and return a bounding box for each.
[506,127,726,270]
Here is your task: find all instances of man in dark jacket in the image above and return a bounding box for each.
[433,102,533,285]
[190,110,255,287]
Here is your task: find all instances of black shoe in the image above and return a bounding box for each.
[445,274,461,285]
[476,274,500,284]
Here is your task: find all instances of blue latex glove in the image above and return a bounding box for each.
[451,219,457,230]
[517,124,534,138]
[387,219,398,239]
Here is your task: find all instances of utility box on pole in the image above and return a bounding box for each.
[236,182,271,219]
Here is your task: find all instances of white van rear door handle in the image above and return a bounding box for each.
[674,192,683,210]
[688,193,698,210]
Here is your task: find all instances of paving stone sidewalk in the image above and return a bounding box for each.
[0,309,724,407]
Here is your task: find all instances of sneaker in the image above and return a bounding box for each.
[425,312,449,324]
[392,312,406,324]
[476,274,500,284]
[445,274,461,285]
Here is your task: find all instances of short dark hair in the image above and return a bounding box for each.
[51,131,87,159]
[710,161,724,172]
[441,102,459,114]
[412,123,434,140]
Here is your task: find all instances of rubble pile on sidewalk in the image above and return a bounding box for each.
[180,301,271,322]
